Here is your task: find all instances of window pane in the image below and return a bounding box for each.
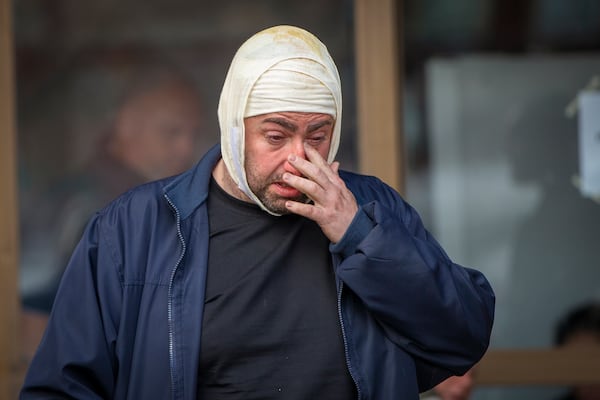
[16,0,357,356]
[405,1,600,398]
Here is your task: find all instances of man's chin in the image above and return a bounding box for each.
[261,194,308,215]
[262,199,293,215]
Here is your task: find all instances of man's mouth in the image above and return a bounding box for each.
[272,181,302,197]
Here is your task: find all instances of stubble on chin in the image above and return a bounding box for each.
[249,178,309,215]
[244,158,308,214]
[250,184,296,215]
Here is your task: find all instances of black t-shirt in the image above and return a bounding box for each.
[197,178,356,399]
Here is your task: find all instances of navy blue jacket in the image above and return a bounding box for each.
[21,145,495,399]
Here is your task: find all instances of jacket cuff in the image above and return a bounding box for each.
[330,205,375,259]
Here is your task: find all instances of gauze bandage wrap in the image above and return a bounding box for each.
[244,59,337,119]
[217,25,342,215]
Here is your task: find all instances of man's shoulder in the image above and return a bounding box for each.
[340,170,394,200]
[95,177,174,225]
[339,170,412,220]
[339,169,381,187]
[113,177,171,205]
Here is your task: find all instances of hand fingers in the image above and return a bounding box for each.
[330,161,340,174]
[285,198,318,218]
[303,144,339,181]
[286,144,337,188]
[284,147,357,243]
[282,171,323,202]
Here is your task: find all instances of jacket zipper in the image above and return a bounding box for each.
[165,194,187,400]
[337,280,362,399]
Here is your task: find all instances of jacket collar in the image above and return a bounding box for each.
[163,144,221,220]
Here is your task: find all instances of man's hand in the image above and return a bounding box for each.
[433,370,475,400]
[282,143,359,243]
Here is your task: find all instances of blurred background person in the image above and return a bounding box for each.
[552,302,600,400]
[19,52,208,357]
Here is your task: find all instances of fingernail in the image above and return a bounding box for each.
[288,154,296,162]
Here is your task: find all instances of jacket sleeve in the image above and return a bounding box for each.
[20,213,121,399]
[332,176,495,387]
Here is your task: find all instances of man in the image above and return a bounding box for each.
[552,302,600,400]
[19,65,206,363]
[21,65,205,313]
[21,25,495,400]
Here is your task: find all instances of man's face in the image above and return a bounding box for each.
[243,111,334,214]
[118,80,204,181]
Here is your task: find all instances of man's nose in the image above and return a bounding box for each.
[283,139,306,176]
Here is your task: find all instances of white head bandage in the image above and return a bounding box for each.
[245,59,337,119]
[217,25,342,215]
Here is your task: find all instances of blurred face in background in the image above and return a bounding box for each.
[112,78,204,181]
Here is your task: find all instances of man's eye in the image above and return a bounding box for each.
[307,136,326,145]
[267,135,285,143]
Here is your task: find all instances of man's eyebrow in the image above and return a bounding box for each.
[262,117,298,132]
[307,119,333,133]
